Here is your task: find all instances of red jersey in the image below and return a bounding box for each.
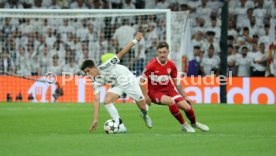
[143,57,178,92]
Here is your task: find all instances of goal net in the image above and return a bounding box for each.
[0,9,189,103]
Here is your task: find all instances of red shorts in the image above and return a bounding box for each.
[148,89,185,104]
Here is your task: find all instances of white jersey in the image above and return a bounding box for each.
[236,54,251,77]
[92,55,136,94]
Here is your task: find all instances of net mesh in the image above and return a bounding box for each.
[0,9,187,103]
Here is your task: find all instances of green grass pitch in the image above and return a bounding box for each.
[0,103,275,156]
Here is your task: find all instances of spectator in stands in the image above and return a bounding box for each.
[1,18,12,38]
[59,19,74,40]
[145,0,155,9]
[70,0,87,9]
[91,0,103,9]
[76,18,89,41]
[238,27,254,46]
[187,46,202,76]
[253,0,268,26]
[156,0,170,9]
[63,57,79,75]
[27,32,39,50]
[65,32,74,50]
[86,23,96,42]
[196,0,211,21]
[6,35,17,62]
[123,0,135,9]
[192,31,204,49]
[48,54,62,75]
[16,46,30,75]
[203,31,220,55]
[113,18,136,69]
[227,45,237,76]
[145,40,157,65]
[37,35,47,52]
[26,44,40,75]
[207,0,222,12]
[32,0,44,9]
[110,0,122,9]
[193,18,206,35]
[48,0,61,9]
[97,32,108,57]
[72,34,82,52]
[77,45,92,66]
[45,27,56,49]
[0,49,15,73]
[145,23,158,49]
[248,16,258,37]
[250,43,267,76]
[4,0,23,8]
[39,45,51,75]
[206,17,221,40]
[236,46,251,77]
[50,39,65,59]
[200,45,220,76]
[228,18,238,39]
[101,0,111,9]
[133,36,146,76]
[235,0,250,28]
[64,48,74,65]
[259,24,271,49]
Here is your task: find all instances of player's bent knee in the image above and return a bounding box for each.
[177,100,192,110]
[104,98,113,105]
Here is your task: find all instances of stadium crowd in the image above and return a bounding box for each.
[0,0,276,77]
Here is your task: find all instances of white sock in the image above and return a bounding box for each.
[140,104,148,116]
[104,103,120,124]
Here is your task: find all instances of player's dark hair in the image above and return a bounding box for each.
[80,59,96,71]
[157,41,169,50]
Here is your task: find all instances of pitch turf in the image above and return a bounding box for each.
[0,103,275,156]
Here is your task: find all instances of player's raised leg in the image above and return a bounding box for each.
[104,92,127,133]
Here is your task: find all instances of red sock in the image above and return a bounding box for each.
[184,107,196,124]
[169,104,185,125]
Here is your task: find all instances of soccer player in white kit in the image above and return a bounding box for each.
[80,32,152,133]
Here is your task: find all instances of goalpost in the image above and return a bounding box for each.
[0,9,189,103]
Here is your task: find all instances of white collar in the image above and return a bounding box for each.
[156,57,168,66]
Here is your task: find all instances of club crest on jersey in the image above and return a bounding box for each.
[110,57,119,64]
[167,68,171,74]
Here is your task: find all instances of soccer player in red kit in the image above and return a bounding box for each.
[140,42,209,132]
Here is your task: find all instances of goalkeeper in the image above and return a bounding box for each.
[81,32,152,133]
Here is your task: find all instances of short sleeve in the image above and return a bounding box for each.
[171,63,178,79]
[142,64,152,79]
[98,55,120,71]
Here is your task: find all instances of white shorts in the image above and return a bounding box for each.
[108,80,144,102]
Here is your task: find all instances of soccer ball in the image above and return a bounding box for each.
[104,119,120,134]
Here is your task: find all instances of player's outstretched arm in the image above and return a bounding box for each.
[116,32,142,60]
[89,93,100,132]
